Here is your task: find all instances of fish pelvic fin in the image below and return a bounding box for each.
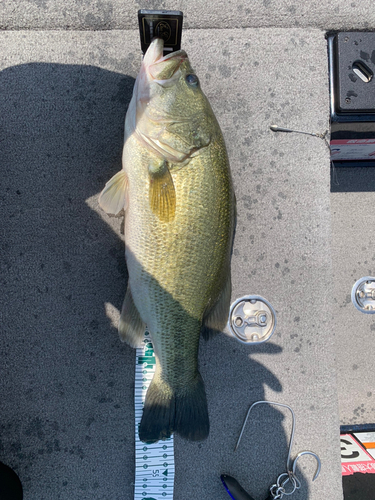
[139,371,209,443]
[99,170,128,216]
[118,285,146,347]
[148,160,176,223]
[118,286,145,347]
[201,273,232,340]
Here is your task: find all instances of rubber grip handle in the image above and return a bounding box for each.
[0,461,23,500]
[220,475,257,500]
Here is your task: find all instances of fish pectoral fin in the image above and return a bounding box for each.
[99,170,129,216]
[201,273,232,340]
[149,160,176,222]
[118,286,145,347]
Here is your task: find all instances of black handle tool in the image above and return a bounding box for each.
[221,474,274,500]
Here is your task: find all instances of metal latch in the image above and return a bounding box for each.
[351,276,375,313]
[228,296,276,344]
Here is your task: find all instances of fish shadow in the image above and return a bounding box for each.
[174,335,311,500]
[0,62,310,500]
[0,62,135,499]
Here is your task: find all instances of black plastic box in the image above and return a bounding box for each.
[328,32,375,163]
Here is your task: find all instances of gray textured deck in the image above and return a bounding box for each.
[2,2,373,499]
[0,0,374,31]
[332,169,375,428]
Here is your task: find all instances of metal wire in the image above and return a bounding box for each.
[234,400,321,499]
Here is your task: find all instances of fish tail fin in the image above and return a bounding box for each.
[138,372,209,443]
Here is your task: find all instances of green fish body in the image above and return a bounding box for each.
[99,38,235,443]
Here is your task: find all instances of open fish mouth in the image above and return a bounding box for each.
[144,38,187,82]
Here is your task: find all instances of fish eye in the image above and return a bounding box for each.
[186,74,199,86]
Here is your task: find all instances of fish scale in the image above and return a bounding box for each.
[127,148,230,350]
[100,37,235,443]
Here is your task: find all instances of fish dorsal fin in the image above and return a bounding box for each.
[99,170,128,216]
[149,160,176,223]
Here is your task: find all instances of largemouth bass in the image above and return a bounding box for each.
[99,38,235,443]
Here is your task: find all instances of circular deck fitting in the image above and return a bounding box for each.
[228,295,276,344]
[351,277,375,314]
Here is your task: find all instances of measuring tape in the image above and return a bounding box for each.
[134,331,175,500]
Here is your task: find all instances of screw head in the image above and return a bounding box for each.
[235,316,243,327]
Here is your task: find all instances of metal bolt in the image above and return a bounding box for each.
[235,316,243,327]
[345,97,351,103]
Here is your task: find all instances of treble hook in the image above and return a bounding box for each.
[221,401,321,500]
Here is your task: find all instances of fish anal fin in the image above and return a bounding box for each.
[99,170,128,216]
[201,273,232,340]
[149,160,176,223]
[118,286,145,347]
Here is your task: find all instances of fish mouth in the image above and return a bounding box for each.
[144,38,187,82]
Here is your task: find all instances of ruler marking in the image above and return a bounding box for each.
[134,335,175,500]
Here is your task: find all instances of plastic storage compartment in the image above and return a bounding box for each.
[328,32,375,164]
